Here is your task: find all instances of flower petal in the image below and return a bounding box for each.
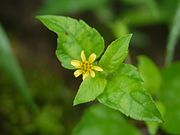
[71,60,82,68]
[93,66,103,71]
[81,50,86,62]
[90,70,95,78]
[83,71,89,80]
[74,70,83,77]
[88,53,96,63]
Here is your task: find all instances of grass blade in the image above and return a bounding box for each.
[165,1,180,65]
[0,24,37,113]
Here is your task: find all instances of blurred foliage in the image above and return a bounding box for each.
[0,24,36,112]
[0,25,74,134]
[158,62,180,134]
[0,65,75,135]
[146,101,165,135]
[24,67,76,135]
[138,55,161,95]
[38,0,113,23]
[120,0,179,26]
[137,56,164,135]
[29,106,64,135]
[72,104,141,135]
[25,68,71,105]
[138,56,180,134]
[38,0,109,15]
[111,0,180,50]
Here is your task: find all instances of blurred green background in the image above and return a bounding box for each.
[0,0,180,135]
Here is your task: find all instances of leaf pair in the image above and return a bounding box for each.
[74,34,132,105]
[37,15,162,122]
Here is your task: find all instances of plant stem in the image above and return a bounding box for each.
[165,1,180,65]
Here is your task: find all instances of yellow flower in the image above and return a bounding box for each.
[71,50,103,80]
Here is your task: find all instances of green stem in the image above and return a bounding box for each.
[165,1,180,65]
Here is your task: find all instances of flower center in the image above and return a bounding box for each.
[81,61,93,73]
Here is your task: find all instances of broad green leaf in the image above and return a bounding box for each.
[0,24,36,112]
[73,74,107,105]
[146,101,165,135]
[72,104,141,135]
[99,34,132,73]
[98,64,162,122]
[37,15,104,69]
[158,62,180,134]
[138,56,161,95]
[38,0,108,15]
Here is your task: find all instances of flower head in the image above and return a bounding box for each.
[71,50,103,80]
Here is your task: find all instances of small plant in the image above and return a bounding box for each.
[1,0,180,134]
[37,15,162,123]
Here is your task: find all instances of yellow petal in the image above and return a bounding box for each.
[82,71,89,80]
[74,70,83,77]
[88,53,96,63]
[81,50,86,62]
[90,70,95,78]
[71,60,82,68]
[93,66,103,71]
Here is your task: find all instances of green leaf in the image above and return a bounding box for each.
[138,56,161,95]
[37,15,105,69]
[98,64,163,122]
[0,24,37,112]
[73,74,107,105]
[99,34,132,73]
[72,104,141,135]
[158,62,180,134]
